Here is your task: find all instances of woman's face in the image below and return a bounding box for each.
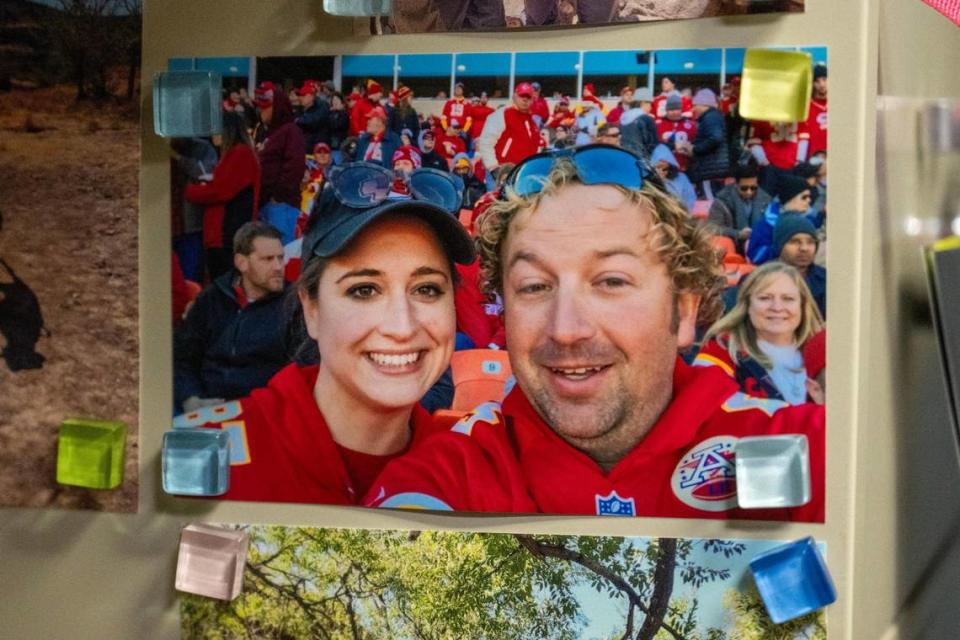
[747,272,803,345]
[302,216,456,413]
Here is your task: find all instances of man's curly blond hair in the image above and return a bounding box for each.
[475,158,725,328]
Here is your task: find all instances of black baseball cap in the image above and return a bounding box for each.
[302,187,476,265]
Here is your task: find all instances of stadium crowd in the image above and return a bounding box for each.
[169,63,829,516]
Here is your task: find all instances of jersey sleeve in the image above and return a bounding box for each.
[364,403,534,513]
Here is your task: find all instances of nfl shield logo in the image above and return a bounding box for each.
[595,491,636,517]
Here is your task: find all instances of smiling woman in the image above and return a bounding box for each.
[698,261,825,405]
[172,165,475,505]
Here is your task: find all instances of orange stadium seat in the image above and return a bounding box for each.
[710,235,737,259]
[433,349,513,425]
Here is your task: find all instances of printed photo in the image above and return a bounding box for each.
[0,0,140,511]
[168,46,828,522]
[181,525,827,639]
[375,0,805,34]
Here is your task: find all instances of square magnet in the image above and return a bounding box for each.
[735,434,811,509]
[56,418,127,489]
[739,49,813,123]
[153,71,223,137]
[162,428,230,496]
[322,0,391,16]
[750,537,836,624]
[175,524,249,600]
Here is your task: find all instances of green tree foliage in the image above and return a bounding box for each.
[180,527,773,640]
[723,586,826,640]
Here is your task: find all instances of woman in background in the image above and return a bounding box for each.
[185,111,260,280]
[697,261,825,405]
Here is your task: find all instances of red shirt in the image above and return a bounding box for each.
[470,104,495,139]
[174,364,438,505]
[804,98,828,157]
[749,120,810,170]
[437,132,467,161]
[366,360,825,521]
[655,117,698,172]
[442,97,473,131]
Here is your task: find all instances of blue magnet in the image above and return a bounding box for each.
[750,537,837,624]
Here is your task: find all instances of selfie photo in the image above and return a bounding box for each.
[167,45,828,522]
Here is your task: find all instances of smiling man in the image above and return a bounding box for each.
[367,150,825,521]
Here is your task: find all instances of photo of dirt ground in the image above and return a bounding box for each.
[0,85,139,512]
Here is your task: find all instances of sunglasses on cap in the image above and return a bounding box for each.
[327,162,464,214]
[502,143,659,199]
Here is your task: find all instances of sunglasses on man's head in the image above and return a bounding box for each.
[327,162,464,214]
[503,144,657,199]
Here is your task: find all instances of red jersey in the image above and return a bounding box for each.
[454,259,505,349]
[175,364,438,505]
[652,93,693,119]
[437,132,467,162]
[748,120,809,170]
[442,97,473,132]
[804,98,828,157]
[719,96,737,116]
[530,96,550,125]
[477,106,542,169]
[470,104,495,139]
[655,117,698,172]
[366,360,825,521]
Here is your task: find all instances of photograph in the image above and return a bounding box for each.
[167,45,828,522]
[376,0,805,34]
[0,0,140,511]
[181,525,828,639]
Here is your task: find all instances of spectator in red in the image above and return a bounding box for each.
[803,64,828,159]
[652,76,692,119]
[437,118,468,163]
[442,82,473,133]
[545,95,576,130]
[581,82,605,111]
[350,81,384,137]
[529,81,550,127]
[719,79,739,115]
[454,257,506,350]
[256,86,305,210]
[390,145,422,196]
[747,117,809,197]
[356,107,401,168]
[655,94,697,173]
[606,86,635,125]
[187,111,262,280]
[469,92,495,139]
[477,82,542,173]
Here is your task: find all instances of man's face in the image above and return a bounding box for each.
[502,184,699,467]
[393,158,415,175]
[514,94,533,112]
[661,77,675,93]
[779,233,817,271]
[454,163,470,176]
[300,92,315,108]
[814,76,827,98]
[421,135,435,151]
[367,116,385,135]
[454,85,464,98]
[666,108,682,121]
[736,177,759,201]
[597,128,621,146]
[783,189,812,213]
[236,237,284,298]
[621,90,634,104]
[368,91,382,103]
